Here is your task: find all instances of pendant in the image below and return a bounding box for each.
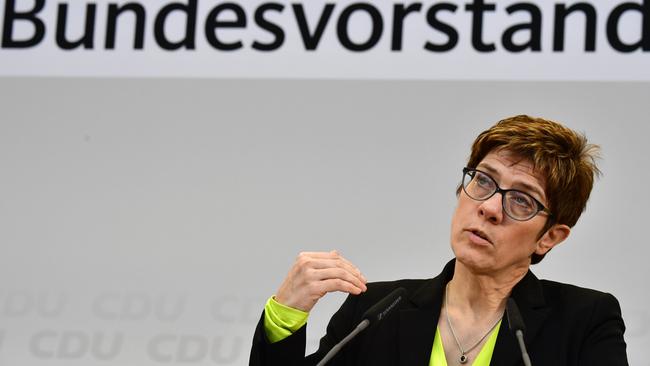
[459,354,468,364]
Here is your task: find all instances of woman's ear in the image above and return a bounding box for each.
[536,224,571,255]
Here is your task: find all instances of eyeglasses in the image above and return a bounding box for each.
[461,167,552,221]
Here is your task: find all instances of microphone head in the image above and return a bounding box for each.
[361,287,407,325]
[506,298,526,332]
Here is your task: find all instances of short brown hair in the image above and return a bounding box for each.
[464,115,600,264]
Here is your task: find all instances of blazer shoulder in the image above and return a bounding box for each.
[539,279,619,301]
[366,278,431,291]
[538,279,622,316]
[339,278,431,315]
[537,280,628,365]
[361,278,430,300]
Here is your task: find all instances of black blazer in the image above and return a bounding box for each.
[250,260,628,365]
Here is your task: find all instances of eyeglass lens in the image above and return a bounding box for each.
[463,170,538,220]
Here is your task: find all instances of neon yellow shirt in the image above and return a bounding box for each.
[263,297,310,343]
[264,296,500,365]
[429,320,501,366]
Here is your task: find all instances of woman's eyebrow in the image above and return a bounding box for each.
[476,163,546,201]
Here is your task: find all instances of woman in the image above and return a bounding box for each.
[249,115,628,366]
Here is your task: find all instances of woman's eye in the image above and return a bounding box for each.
[476,175,491,186]
[510,194,533,208]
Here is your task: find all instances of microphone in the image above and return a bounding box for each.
[506,298,532,366]
[316,287,407,366]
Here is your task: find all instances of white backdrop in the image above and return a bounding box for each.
[0,78,648,365]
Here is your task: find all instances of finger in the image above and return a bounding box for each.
[303,258,366,284]
[334,254,367,283]
[297,250,354,263]
[316,278,365,296]
[298,251,340,259]
[311,267,367,292]
[295,251,367,283]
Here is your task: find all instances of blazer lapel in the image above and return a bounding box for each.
[399,308,437,366]
[398,260,455,366]
[491,270,550,366]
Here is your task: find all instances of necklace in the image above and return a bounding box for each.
[444,283,503,364]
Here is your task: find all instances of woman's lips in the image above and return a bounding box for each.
[467,229,492,245]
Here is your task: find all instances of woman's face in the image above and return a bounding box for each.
[450,149,559,276]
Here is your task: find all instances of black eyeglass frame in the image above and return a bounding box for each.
[461,167,552,221]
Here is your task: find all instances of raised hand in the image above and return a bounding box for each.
[274,251,367,312]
